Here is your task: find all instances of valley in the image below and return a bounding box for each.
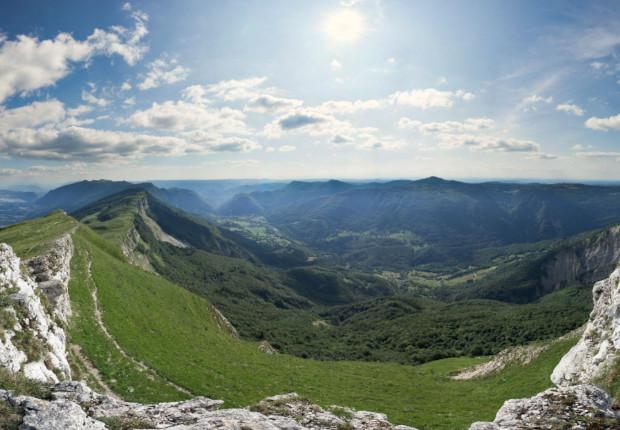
[1,177,620,428]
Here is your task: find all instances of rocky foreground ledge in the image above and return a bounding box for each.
[1,381,416,430]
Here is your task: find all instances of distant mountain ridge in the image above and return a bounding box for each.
[219,177,620,267]
[33,179,213,218]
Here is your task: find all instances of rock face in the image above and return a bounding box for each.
[539,225,620,295]
[469,385,620,430]
[0,240,72,383]
[551,267,620,386]
[1,384,416,430]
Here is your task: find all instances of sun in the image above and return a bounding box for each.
[323,9,365,43]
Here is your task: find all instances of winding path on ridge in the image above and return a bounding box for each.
[85,254,193,397]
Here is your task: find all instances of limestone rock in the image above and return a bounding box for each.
[469,384,620,429]
[53,381,222,427]
[0,241,72,382]
[551,267,620,386]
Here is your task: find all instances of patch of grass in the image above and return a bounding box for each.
[0,211,76,259]
[0,367,51,399]
[0,400,22,430]
[12,330,47,362]
[68,229,185,403]
[96,416,155,430]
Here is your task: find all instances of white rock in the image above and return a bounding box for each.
[469,385,620,429]
[551,267,620,386]
[0,241,72,382]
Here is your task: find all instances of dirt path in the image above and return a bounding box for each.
[85,256,193,396]
[70,344,119,399]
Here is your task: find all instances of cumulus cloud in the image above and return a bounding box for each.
[67,105,93,117]
[398,117,495,133]
[520,94,553,111]
[0,125,187,160]
[0,98,257,162]
[556,103,584,116]
[585,114,620,131]
[278,145,296,152]
[182,85,209,104]
[278,111,330,130]
[138,56,189,90]
[81,89,111,107]
[128,100,247,134]
[440,134,540,152]
[388,88,474,109]
[205,77,267,101]
[244,94,303,113]
[317,99,383,114]
[0,6,148,103]
[0,100,65,130]
[184,136,261,153]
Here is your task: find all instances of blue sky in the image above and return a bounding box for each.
[1,0,620,185]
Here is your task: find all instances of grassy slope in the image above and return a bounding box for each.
[0,213,577,429]
[77,223,574,429]
[0,211,77,259]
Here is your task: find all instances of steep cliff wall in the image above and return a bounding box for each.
[539,225,620,294]
[0,239,72,383]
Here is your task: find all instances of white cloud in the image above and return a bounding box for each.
[590,61,607,71]
[439,134,540,152]
[244,94,303,113]
[331,59,343,71]
[182,85,209,104]
[205,76,267,101]
[123,97,136,106]
[398,117,495,133]
[387,57,396,65]
[81,89,110,107]
[0,6,148,104]
[0,98,258,162]
[120,81,132,91]
[570,27,620,60]
[575,151,620,159]
[527,153,559,160]
[388,88,474,109]
[585,114,620,131]
[520,94,553,111]
[0,125,187,161]
[278,145,296,152]
[128,100,247,134]
[67,105,93,117]
[138,56,190,90]
[317,99,383,114]
[556,103,584,116]
[0,100,65,130]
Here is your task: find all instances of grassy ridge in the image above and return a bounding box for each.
[0,211,76,259]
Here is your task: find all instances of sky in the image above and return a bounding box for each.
[1,0,620,185]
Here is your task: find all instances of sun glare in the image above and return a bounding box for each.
[323,9,365,43]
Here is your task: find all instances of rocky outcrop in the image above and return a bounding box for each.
[453,329,582,381]
[26,234,74,323]
[471,265,620,429]
[0,241,72,383]
[551,267,620,386]
[469,384,620,429]
[0,383,416,430]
